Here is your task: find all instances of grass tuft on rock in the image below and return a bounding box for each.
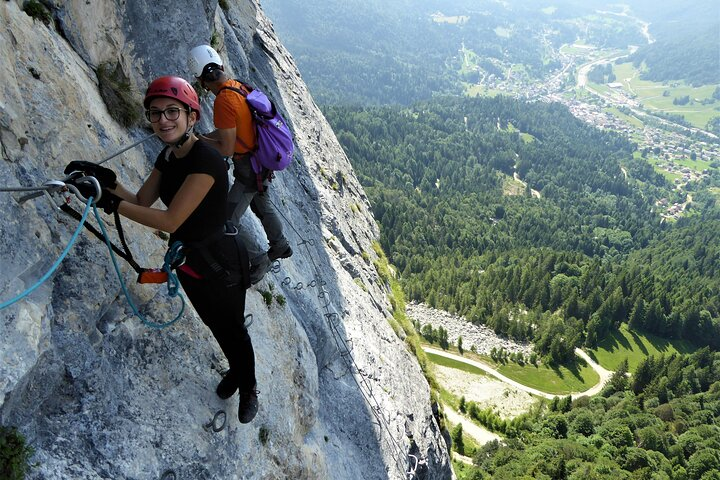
[22,1,52,26]
[96,62,142,128]
[0,426,35,480]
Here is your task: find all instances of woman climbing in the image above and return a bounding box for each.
[65,76,259,423]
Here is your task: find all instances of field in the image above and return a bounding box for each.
[494,27,511,38]
[560,43,596,56]
[465,84,507,97]
[637,152,682,182]
[612,62,719,129]
[496,360,598,394]
[431,14,469,25]
[607,106,645,128]
[505,122,536,142]
[671,155,716,172]
[459,46,481,74]
[427,348,599,395]
[588,323,697,371]
[428,351,488,377]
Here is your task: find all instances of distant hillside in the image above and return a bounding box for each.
[621,0,719,86]
[262,0,643,105]
[626,0,717,25]
[625,25,720,86]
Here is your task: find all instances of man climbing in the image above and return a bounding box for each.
[188,45,292,283]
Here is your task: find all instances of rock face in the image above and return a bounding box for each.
[406,302,533,357]
[0,2,451,479]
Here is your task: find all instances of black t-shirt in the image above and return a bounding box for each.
[154,140,228,243]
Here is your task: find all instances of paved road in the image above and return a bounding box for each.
[425,346,611,400]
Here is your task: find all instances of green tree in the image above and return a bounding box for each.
[438,327,449,350]
[628,298,647,331]
[451,423,465,455]
[606,359,630,395]
[686,449,720,479]
[572,411,595,436]
[635,426,668,454]
[421,324,435,343]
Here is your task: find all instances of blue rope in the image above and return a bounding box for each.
[0,197,94,310]
[92,206,185,330]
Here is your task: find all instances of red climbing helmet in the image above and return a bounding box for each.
[144,76,201,119]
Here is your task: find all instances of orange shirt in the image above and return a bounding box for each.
[213,79,256,154]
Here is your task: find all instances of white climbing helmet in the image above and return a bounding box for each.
[188,45,223,78]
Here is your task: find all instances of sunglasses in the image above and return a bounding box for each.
[145,107,186,123]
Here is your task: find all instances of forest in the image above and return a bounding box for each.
[324,96,720,363]
[457,348,720,479]
[624,26,720,86]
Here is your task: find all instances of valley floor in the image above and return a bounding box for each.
[408,303,614,448]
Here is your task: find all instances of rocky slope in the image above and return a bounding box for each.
[406,302,532,357]
[0,1,451,478]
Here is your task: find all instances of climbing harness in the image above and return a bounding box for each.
[6,172,165,284]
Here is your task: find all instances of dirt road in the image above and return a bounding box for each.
[425,346,611,400]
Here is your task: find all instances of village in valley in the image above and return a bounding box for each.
[465,38,719,222]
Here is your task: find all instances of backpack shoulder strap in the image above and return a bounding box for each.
[217,79,252,97]
[216,81,255,153]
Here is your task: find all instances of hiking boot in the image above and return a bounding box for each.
[249,256,271,285]
[268,245,293,262]
[216,373,239,400]
[238,388,259,424]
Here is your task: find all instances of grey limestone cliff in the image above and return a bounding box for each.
[0,1,451,479]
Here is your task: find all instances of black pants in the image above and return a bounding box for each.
[177,271,256,392]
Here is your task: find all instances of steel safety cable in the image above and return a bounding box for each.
[266,193,415,477]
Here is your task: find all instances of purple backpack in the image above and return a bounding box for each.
[219,81,294,176]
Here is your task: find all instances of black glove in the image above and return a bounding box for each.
[95,189,122,214]
[64,161,117,189]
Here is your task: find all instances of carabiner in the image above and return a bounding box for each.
[66,176,102,204]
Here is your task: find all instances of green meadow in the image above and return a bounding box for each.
[427,351,488,377]
[636,152,682,182]
[588,323,697,371]
[465,84,507,97]
[426,348,598,395]
[612,62,719,129]
[496,360,598,394]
